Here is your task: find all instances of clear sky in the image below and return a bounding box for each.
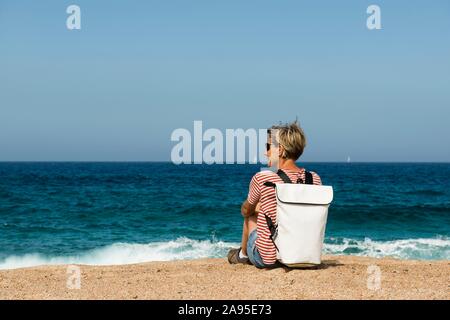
[1,0,449,162]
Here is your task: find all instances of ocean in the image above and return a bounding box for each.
[0,162,449,269]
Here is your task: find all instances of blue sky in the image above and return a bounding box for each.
[1,0,449,161]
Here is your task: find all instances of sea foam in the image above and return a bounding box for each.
[323,236,450,260]
[0,236,448,270]
[0,237,239,270]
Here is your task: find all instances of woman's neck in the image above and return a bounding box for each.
[278,158,301,171]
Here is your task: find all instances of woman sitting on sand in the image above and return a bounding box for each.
[227,121,322,268]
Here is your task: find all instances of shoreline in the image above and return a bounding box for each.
[0,255,448,300]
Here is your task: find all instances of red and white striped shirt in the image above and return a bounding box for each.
[247,168,322,265]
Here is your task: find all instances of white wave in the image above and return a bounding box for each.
[323,236,450,260]
[0,237,239,270]
[1,236,448,270]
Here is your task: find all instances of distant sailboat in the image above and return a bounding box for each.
[347,156,351,163]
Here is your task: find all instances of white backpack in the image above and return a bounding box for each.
[264,170,333,267]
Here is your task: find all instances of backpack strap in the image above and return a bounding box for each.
[276,169,293,184]
[263,214,279,252]
[263,169,291,187]
[264,169,313,186]
[304,171,313,184]
[280,168,313,185]
[296,170,313,184]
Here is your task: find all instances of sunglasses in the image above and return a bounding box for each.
[266,143,271,151]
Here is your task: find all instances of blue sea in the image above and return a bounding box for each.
[0,162,449,269]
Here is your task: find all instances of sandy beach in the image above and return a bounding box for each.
[0,255,448,300]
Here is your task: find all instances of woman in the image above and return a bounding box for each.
[227,121,322,268]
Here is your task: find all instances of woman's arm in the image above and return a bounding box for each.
[241,200,259,217]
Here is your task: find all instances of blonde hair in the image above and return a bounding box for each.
[269,120,307,160]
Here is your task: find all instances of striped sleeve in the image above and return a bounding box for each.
[310,171,322,185]
[247,174,261,205]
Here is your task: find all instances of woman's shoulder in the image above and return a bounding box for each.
[308,170,322,185]
[252,168,322,185]
[284,168,322,185]
[251,170,278,181]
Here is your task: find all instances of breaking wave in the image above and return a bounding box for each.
[1,236,448,270]
[323,236,450,260]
